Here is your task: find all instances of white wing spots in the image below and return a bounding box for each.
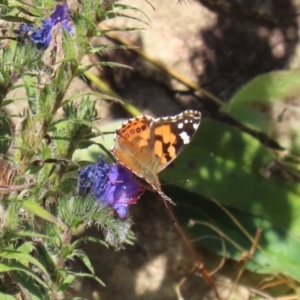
[184,119,188,123]
[179,131,190,144]
[178,122,183,129]
[193,122,199,129]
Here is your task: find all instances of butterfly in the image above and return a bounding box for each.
[111,110,201,204]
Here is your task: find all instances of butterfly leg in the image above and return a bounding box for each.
[157,189,176,206]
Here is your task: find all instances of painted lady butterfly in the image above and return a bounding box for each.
[111,110,201,204]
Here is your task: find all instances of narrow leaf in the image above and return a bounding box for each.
[0,261,48,289]
[22,199,62,226]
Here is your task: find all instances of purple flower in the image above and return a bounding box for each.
[101,165,144,218]
[30,19,55,50]
[14,24,35,35]
[15,4,74,50]
[13,24,35,44]
[78,157,144,218]
[31,4,74,50]
[77,157,110,196]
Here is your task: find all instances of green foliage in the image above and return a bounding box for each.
[161,72,300,286]
[162,74,300,286]
[161,119,300,235]
[222,70,300,156]
[165,185,300,281]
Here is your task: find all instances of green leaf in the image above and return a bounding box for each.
[0,100,15,107]
[0,292,16,300]
[166,185,300,281]
[222,70,300,155]
[88,44,137,53]
[73,249,95,275]
[77,236,108,248]
[160,119,300,236]
[61,244,73,258]
[75,61,132,76]
[109,3,150,23]
[70,272,105,287]
[58,274,76,292]
[13,271,45,300]
[61,298,86,300]
[10,231,50,241]
[0,250,48,277]
[0,15,32,22]
[0,118,11,153]
[0,261,48,289]
[49,118,101,135]
[17,241,35,254]
[72,120,120,163]
[5,1,42,16]
[22,199,62,226]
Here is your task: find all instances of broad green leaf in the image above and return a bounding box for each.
[165,185,300,281]
[0,292,15,300]
[222,70,300,155]
[160,119,300,236]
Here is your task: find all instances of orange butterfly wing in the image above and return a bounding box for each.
[111,110,201,204]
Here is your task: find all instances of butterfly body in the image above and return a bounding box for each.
[111,110,201,203]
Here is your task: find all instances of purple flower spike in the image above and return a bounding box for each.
[30,4,74,50]
[77,157,144,219]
